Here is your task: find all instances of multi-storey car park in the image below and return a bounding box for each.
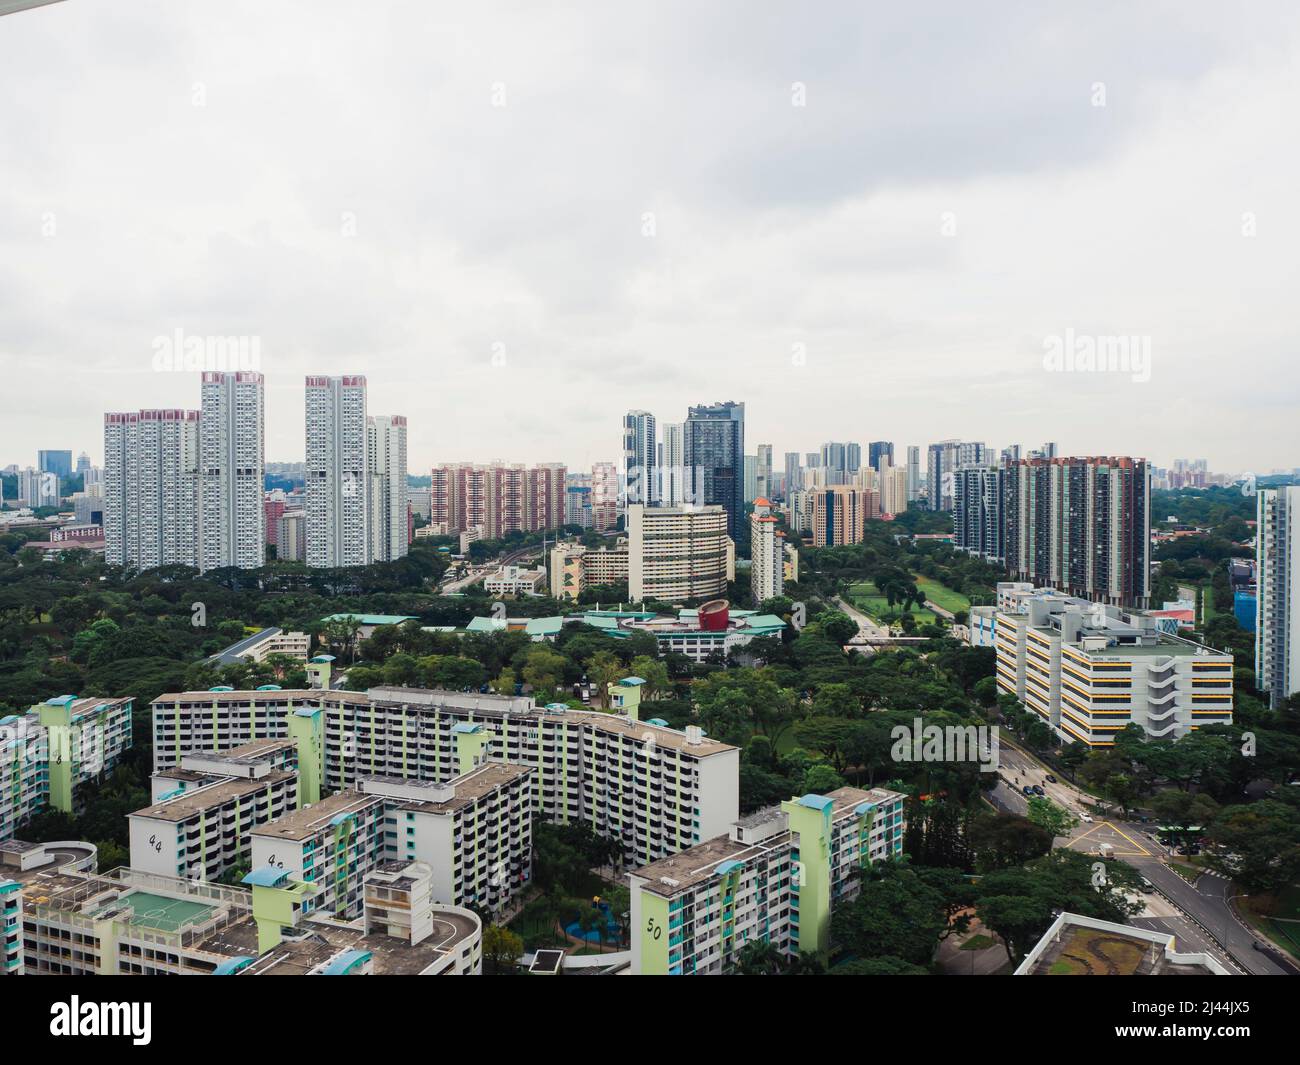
[1,842,482,976]
[630,786,906,974]
[150,685,740,868]
[995,594,1233,746]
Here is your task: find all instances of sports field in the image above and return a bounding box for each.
[104,890,217,932]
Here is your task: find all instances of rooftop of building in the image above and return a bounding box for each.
[149,685,737,756]
[132,770,296,822]
[1002,595,1230,660]
[151,688,371,705]
[250,790,382,842]
[207,738,297,761]
[15,867,251,942]
[633,787,899,897]
[319,613,419,626]
[579,607,786,641]
[207,626,284,664]
[364,762,531,814]
[36,694,132,719]
[1017,914,1226,976]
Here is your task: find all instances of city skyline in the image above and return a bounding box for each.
[3,2,1300,473]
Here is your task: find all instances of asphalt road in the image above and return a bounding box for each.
[993,738,1292,975]
[833,596,889,640]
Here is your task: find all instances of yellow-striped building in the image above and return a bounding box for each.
[995,596,1232,746]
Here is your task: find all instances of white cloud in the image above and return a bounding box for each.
[0,0,1296,475]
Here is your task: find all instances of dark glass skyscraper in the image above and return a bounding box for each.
[684,401,745,551]
[1004,456,1150,607]
[37,449,72,479]
[869,441,894,473]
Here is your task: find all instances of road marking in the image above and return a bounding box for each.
[1107,822,1152,856]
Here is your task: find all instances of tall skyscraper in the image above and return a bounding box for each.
[306,375,369,569]
[846,442,862,475]
[661,423,685,505]
[811,484,878,547]
[868,441,894,474]
[37,449,72,479]
[927,440,987,511]
[368,414,409,563]
[683,401,745,550]
[16,467,57,507]
[879,462,909,517]
[622,410,657,506]
[750,497,784,603]
[276,509,308,562]
[591,461,619,531]
[526,462,567,532]
[744,454,759,503]
[819,441,859,485]
[429,462,568,539]
[1005,456,1150,606]
[906,445,921,502]
[627,503,731,601]
[783,451,801,501]
[1256,486,1300,709]
[755,444,773,500]
[103,409,199,569]
[199,371,265,571]
[953,465,1005,562]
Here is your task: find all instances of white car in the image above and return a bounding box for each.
[1078,814,1093,823]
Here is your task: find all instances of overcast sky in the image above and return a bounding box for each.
[2,1,1297,477]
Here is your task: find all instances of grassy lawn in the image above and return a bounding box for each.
[1167,862,1203,884]
[1239,885,1300,960]
[914,575,971,615]
[1200,584,1217,626]
[960,934,997,951]
[847,583,941,625]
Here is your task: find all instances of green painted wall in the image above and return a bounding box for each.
[638,889,672,975]
[781,797,833,958]
[286,708,323,806]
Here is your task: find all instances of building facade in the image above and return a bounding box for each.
[199,371,266,571]
[102,409,200,569]
[750,498,784,603]
[994,594,1232,746]
[953,465,1005,562]
[1256,486,1300,709]
[811,484,878,547]
[683,401,745,550]
[150,686,740,871]
[1005,456,1150,607]
[623,410,658,506]
[627,503,731,602]
[305,375,369,568]
[368,414,410,563]
[630,787,905,974]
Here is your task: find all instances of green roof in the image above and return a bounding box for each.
[581,615,622,630]
[321,614,417,626]
[525,617,564,637]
